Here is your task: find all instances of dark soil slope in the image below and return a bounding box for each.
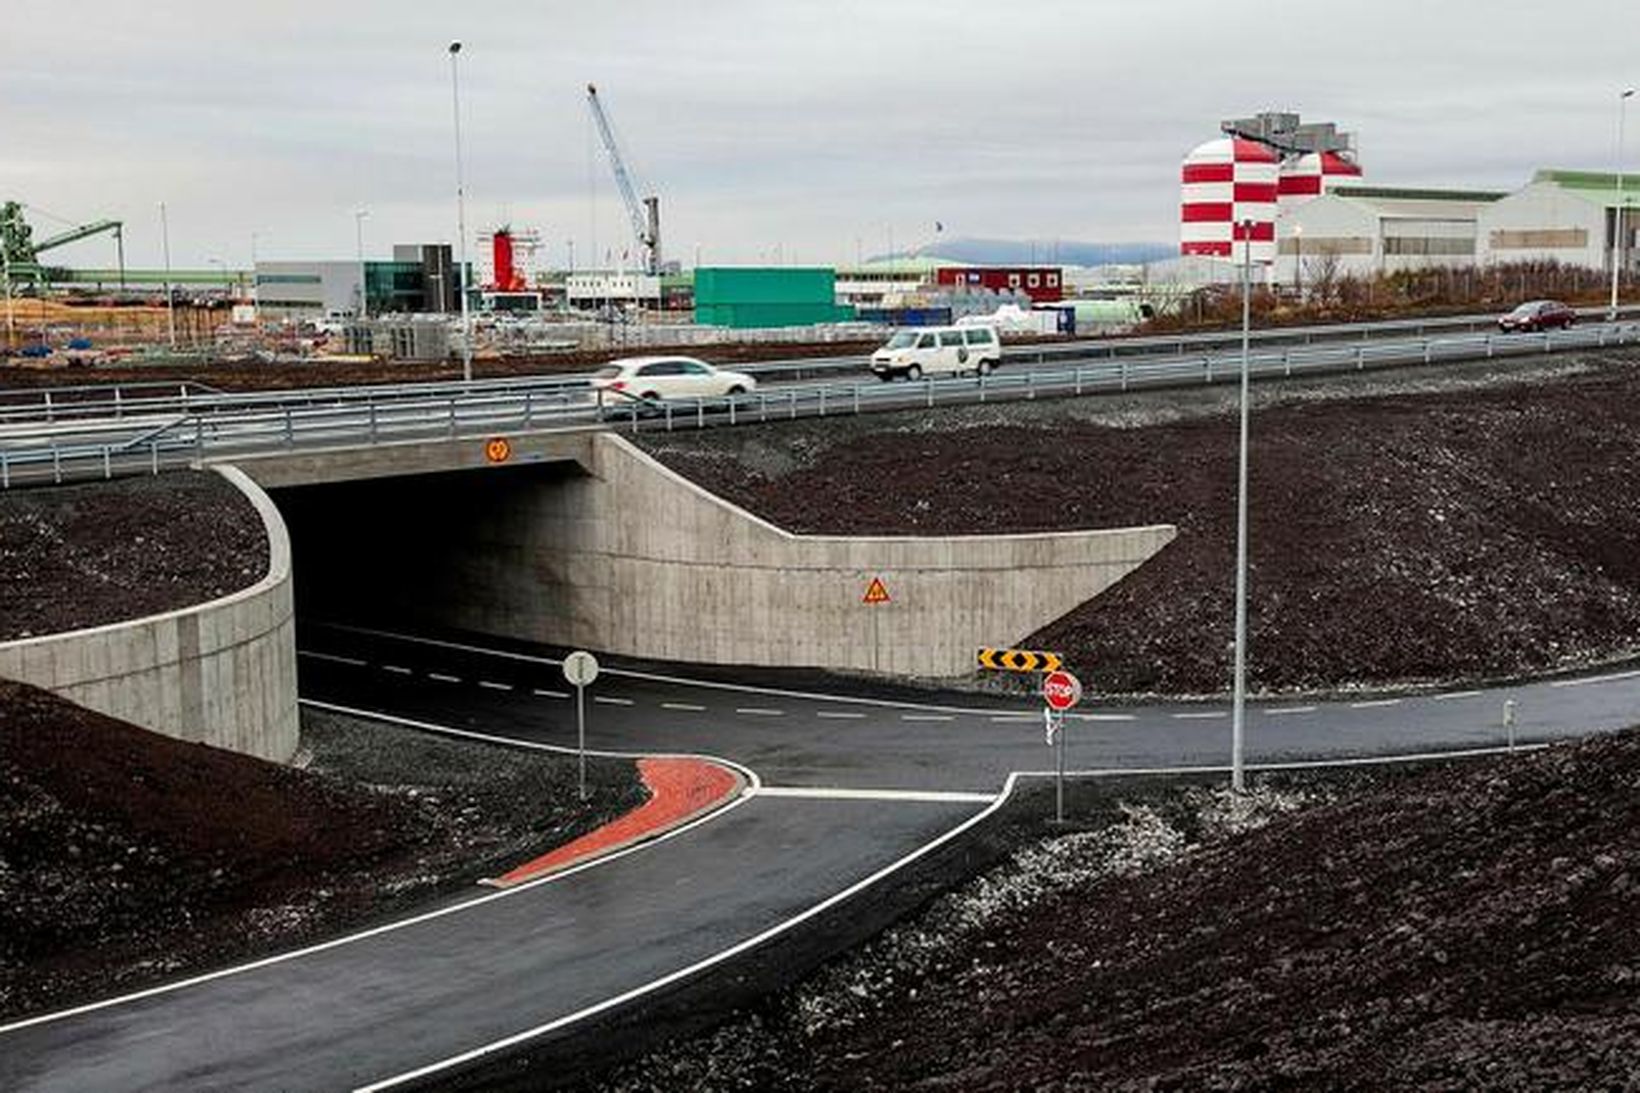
[597,729,1640,1091]
[0,470,268,640]
[639,354,1640,694]
[0,685,643,1020]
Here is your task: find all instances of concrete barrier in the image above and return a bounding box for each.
[438,434,1175,678]
[0,466,299,761]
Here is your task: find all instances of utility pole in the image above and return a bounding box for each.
[354,209,369,319]
[160,202,176,348]
[1231,219,1254,794]
[1611,88,1635,321]
[1,205,15,352]
[449,41,473,382]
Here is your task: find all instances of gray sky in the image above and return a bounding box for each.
[6,0,1637,271]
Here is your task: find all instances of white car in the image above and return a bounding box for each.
[589,355,757,408]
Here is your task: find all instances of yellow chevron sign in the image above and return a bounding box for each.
[976,648,1063,673]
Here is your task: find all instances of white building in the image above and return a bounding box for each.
[1477,170,1638,273]
[1273,186,1504,285]
[566,271,661,308]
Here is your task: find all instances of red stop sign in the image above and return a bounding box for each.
[1043,670,1082,711]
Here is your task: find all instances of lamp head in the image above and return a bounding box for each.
[449,41,462,55]
[1624,88,1636,99]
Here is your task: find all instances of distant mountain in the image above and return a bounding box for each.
[877,237,1174,268]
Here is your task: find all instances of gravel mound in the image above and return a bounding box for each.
[0,470,268,641]
[593,729,1640,1091]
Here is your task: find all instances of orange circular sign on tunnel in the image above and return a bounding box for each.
[485,436,512,463]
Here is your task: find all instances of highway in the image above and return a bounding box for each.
[4,621,1638,1091]
[4,317,1639,488]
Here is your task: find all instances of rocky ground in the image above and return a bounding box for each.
[589,728,1640,1091]
[637,348,1640,697]
[0,691,642,1021]
[0,470,268,641]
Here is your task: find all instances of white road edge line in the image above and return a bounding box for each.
[0,701,760,1039]
[754,786,994,803]
[355,740,1549,1092]
[1349,699,1401,709]
[1263,706,1316,716]
[661,702,707,712]
[815,711,865,720]
[1552,668,1640,688]
[1432,690,1482,701]
[299,651,367,667]
[1173,712,1225,720]
[736,707,784,716]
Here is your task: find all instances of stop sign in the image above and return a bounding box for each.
[1042,670,1082,711]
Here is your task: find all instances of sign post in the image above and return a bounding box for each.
[562,650,600,800]
[862,576,890,671]
[1042,669,1082,823]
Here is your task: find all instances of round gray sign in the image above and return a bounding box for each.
[562,650,600,687]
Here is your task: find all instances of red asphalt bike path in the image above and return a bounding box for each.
[487,757,744,887]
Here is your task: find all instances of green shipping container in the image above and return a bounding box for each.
[694,267,852,328]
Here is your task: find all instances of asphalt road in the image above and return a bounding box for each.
[5,623,1638,1091]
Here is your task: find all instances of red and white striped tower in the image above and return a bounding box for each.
[1276,150,1365,215]
[1180,137,1279,263]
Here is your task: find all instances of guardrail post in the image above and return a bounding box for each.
[1424,339,1433,365]
[1,451,9,489]
[1204,356,1213,383]
[1356,345,1365,370]
[52,443,62,484]
[926,379,934,408]
[1487,334,1494,358]
[759,393,768,423]
[524,391,535,427]
[853,384,861,414]
[696,398,705,429]
[978,373,986,402]
[43,389,53,423]
[818,386,827,416]
[1121,360,1129,391]
[369,402,379,442]
[791,389,799,418]
[1026,369,1035,400]
[664,403,674,431]
[114,387,123,418]
[449,397,458,437]
[151,440,159,475]
[1075,367,1084,395]
[103,447,112,479]
[729,395,737,426]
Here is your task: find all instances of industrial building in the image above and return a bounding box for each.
[1272,186,1506,283]
[1477,170,1638,273]
[252,244,463,319]
[693,267,854,328]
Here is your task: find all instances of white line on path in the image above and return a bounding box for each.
[661,702,706,712]
[428,673,461,684]
[533,688,568,699]
[478,681,513,692]
[1082,713,1138,722]
[736,707,784,717]
[1173,711,1225,720]
[1552,668,1640,688]
[1432,689,1482,701]
[1349,699,1401,709]
[755,786,994,803]
[299,651,367,667]
[593,696,634,706]
[816,711,865,720]
[901,714,953,722]
[381,665,413,676]
[1263,706,1316,716]
[990,714,1036,722]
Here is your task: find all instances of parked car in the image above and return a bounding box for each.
[1498,300,1576,332]
[589,355,756,408]
[870,324,1002,380]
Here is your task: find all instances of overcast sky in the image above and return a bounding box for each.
[6,0,1637,271]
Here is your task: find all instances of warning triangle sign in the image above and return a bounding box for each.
[862,576,891,605]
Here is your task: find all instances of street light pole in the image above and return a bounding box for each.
[354,209,369,319]
[448,40,473,383]
[1611,88,1635,321]
[1,205,14,352]
[1231,218,1254,795]
[160,202,176,348]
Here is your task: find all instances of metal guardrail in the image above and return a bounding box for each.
[9,306,1638,428]
[3,321,1637,489]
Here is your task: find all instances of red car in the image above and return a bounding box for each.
[1498,300,1576,332]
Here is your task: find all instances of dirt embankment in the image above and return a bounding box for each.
[0,689,643,1021]
[594,728,1640,1091]
[0,471,268,641]
[638,351,1640,696]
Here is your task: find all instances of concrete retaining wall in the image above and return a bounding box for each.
[438,434,1175,678]
[0,466,299,761]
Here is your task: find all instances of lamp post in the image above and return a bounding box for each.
[1231,218,1254,795]
[1,205,15,352]
[159,202,176,348]
[1611,88,1636,321]
[448,40,473,382]
[207,257,227,301]
[249,231,260,306]
[354,209,369,319]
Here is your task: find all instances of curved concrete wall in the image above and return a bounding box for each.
[0,466,299,762]
[437,434,1176,678]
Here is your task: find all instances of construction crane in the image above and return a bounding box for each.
[586,83,661,275]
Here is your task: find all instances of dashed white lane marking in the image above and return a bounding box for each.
[755,786,994,803]
[593,696,634,706]
[478,681,513,692]
[816,711,865,720]
[901,714,953,722]
[382,665,413,675]
[661,702,706,712]
[1263,705,1316,716]
[533,688,568,699]
[736,707,784,717]
[1349,698,1401,709]
[428,672,461,684]
[1552,668,1640,688]
[300,651,367,667]
[1433,689,1482,701]
[990,714,1035,722]
[1081,713,1138,722]
[1173,711,1225,720]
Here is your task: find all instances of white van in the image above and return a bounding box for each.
[870,325,1002,381]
